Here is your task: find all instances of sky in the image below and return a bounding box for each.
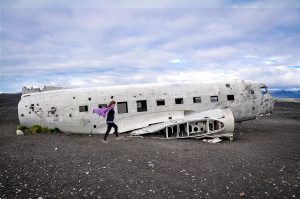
[1,0,300,93]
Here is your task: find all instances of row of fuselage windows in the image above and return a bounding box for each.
[79,95,235,114]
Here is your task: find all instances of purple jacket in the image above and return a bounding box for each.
[92,107,112,118]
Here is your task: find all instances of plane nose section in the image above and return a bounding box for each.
[271,97,275,112]
[263,95,275,114]
[268,96,275,114]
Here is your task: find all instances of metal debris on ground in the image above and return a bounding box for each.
[203,137,222,143]
[16,130,24,135]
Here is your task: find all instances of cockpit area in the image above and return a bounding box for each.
[260,86,268,95]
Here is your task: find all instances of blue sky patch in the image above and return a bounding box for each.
[288,66,300,68]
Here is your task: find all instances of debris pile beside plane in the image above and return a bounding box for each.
[22,85,66,94]
[16,130,24,135]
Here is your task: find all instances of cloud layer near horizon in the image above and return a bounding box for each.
[1,1,300,92]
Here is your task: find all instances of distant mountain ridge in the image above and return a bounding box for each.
[269,89,300,99]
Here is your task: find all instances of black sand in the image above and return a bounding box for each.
[0,93,299,198]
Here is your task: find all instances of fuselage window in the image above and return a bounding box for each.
[79,105,88,112]
[98,104,107,108]
[156,99,165,106]
[227,95,234,101]
[137,100,147,112]
[193,97,201,103]
[260,87,268,95]
[175,98,184,104]
[210,96,218,102]
[117,102,128,114]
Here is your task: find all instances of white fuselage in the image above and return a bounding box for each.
[18,80,274,134]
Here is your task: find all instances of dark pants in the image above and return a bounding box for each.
[104,122,119,140]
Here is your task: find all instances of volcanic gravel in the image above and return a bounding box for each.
[0,93,299,198]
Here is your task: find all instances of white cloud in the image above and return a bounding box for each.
[170,58,183,64]
[1,6,300,92]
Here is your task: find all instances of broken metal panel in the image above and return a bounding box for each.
[117,110,185,133]
[130,108,234,140]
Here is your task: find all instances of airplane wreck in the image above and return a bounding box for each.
[18,80,274,141]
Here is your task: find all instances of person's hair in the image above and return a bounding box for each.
[108,100,116,107]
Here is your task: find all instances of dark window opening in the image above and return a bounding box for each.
[210,96,218,102]
[30,104,34,111]
[69,114,72,117]
[73,96,76,99]
[209,122,213,131]
[94,125,97,128]
[193,97,201,103]
[156,99,165,106]
[137,100,147,112]
[50,107,56,114]
[88,97,91,101]
[79,105,88,112]
[98,104,107,108]
[117,102,128,114]
[227,95,234,101]
[260,87,268,95]
[21,114,24,117]
[226,84,231,88]
[251,90,255,94]
[175,98,184,104]
[37,104,39,106]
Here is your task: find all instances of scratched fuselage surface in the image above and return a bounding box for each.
[18,81,274,134]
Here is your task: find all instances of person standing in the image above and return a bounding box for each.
[102,100,119,143]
